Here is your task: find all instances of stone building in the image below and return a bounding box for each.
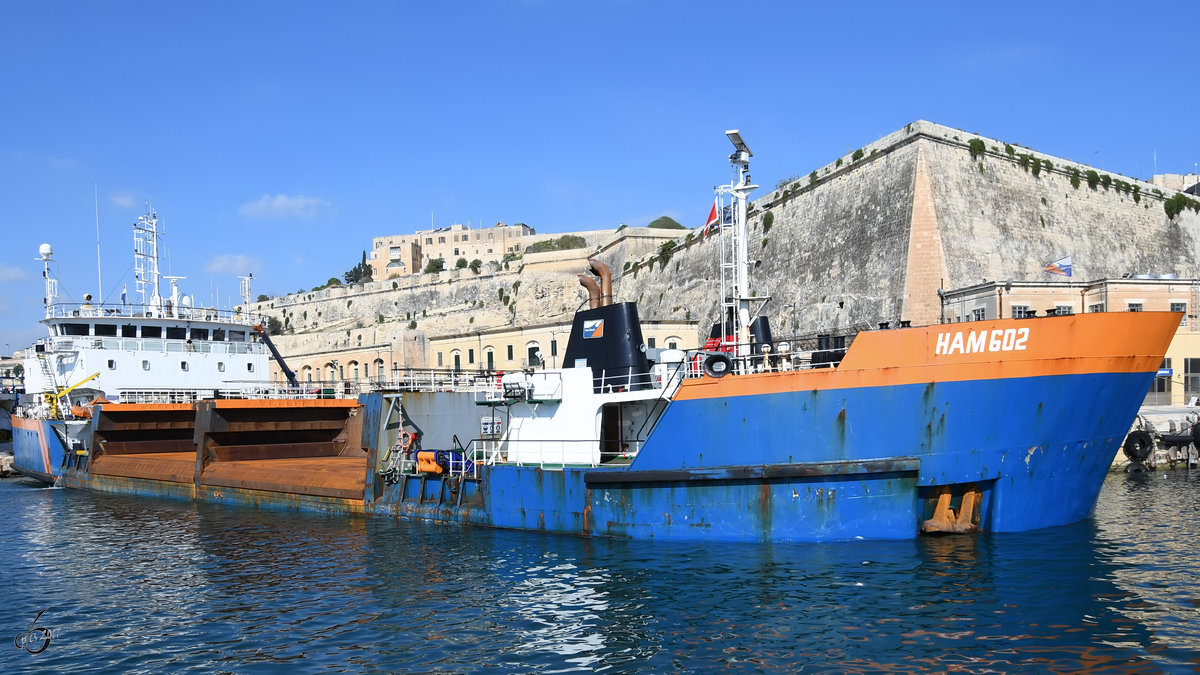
[942,277,1200,405]
[369,222,535,279]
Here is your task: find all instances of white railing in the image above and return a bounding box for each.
[37,336,267,356]
[116,382,362,404]
[45,302,263,326]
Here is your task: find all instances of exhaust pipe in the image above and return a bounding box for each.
[578,275,601,310]
[588,259,612,307]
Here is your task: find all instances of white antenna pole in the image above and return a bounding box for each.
[95,184,103,304]
[721,130,758,355]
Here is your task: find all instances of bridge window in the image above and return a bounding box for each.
[191,328,209,341]
[95,324,117,337]
[166,327,186,340]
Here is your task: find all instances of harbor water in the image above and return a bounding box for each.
[3,471,1200,673]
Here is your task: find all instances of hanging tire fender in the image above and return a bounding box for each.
[702,353,733,378]
[1123,429,1154,462]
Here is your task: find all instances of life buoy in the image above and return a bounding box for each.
[702,353,733,378]
[1123,430,1154,462]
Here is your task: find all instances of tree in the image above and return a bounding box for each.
[469,259,482,274]
[455,257,469,269]
[265,316,283,335]
[256,294,270,303]
[647,216,685,229]
[344,250,373,284]
[423,258,445,274]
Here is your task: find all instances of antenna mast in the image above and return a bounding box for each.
[716,130,759,355]
[239,273,253,308]
[39,244,57,318]
[95,184,103,304]
[133,205,162,312]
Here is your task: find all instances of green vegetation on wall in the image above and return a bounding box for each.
[647,216,685,230]
[525,234,588,254]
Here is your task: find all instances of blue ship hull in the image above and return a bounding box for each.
[361,370,1146,542]
[11,417,66,483]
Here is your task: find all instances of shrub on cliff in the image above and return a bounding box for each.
[647,216,685,230]
[525,234,587,254]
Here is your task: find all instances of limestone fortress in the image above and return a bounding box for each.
[254,120,1200,402]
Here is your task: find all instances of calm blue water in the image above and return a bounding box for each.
[3,471,1200,673]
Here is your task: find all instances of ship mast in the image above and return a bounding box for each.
[716,130,759,355]
[39,243,58,318]
[133,206,162,313]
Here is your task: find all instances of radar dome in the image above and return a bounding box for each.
[38,243,52,260]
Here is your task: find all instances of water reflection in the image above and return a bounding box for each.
[3,473,1200,673]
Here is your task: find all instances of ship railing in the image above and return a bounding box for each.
[475,370,564,403]
[45,302,265,326]
[37,336,267,356]
[464,437,642,470]
[367,369,510,395]
[592,362,688,396]
[680,330,862,379]
[115,383,362,404]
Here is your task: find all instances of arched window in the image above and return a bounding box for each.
[348,360,360,381]
[525,341,541,367]
[374,358,385,380]
[450,350,462,372]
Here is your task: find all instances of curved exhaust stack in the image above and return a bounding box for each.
[588,259,612,307]
[578,274,601,310]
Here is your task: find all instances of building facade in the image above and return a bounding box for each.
[370,222,535,279]
[942,277,1200,405]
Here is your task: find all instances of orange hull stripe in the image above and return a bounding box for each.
[678,312,1179,401]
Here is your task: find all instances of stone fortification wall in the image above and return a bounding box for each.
[259,121,1200,354]
[603,121,1200,339]
[254,227,684,349]
[925,133,1200,286]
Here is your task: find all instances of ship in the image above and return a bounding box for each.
[11,208,277,482]
[53,133,1179,542]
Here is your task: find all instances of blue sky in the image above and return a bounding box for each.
[2,1,1197,353]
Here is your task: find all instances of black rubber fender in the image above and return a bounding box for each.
[702,353,733,378]
[1191,422,1200,450]
[1123,430,1154,462]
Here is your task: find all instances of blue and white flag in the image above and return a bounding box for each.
[121,284,127,304]
[1044,255,1072,277]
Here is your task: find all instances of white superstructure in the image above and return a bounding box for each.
[22,208,271,414]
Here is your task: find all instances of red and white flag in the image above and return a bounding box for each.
[702,198,719,238]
